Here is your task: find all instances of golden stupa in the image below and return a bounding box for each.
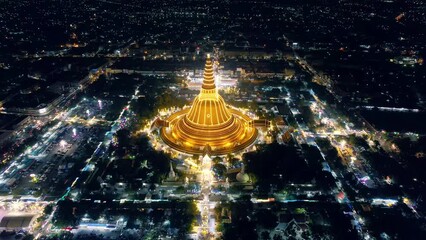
[160,55,258,155]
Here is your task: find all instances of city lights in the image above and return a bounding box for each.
[0,1,424,239]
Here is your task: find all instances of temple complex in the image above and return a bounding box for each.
[160,55,258,155]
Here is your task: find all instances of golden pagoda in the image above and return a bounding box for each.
[160,55,258,155]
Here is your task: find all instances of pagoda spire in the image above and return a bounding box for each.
[201,54,216,90]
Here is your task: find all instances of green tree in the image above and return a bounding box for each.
[54,199,76,228]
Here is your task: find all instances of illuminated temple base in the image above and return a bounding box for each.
[160,108,258,155]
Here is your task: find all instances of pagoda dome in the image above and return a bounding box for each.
[236,163,249,183]
[236,172,250,183]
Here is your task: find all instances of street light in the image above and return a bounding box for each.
[340,140,346,148]
[60,140,67,148]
